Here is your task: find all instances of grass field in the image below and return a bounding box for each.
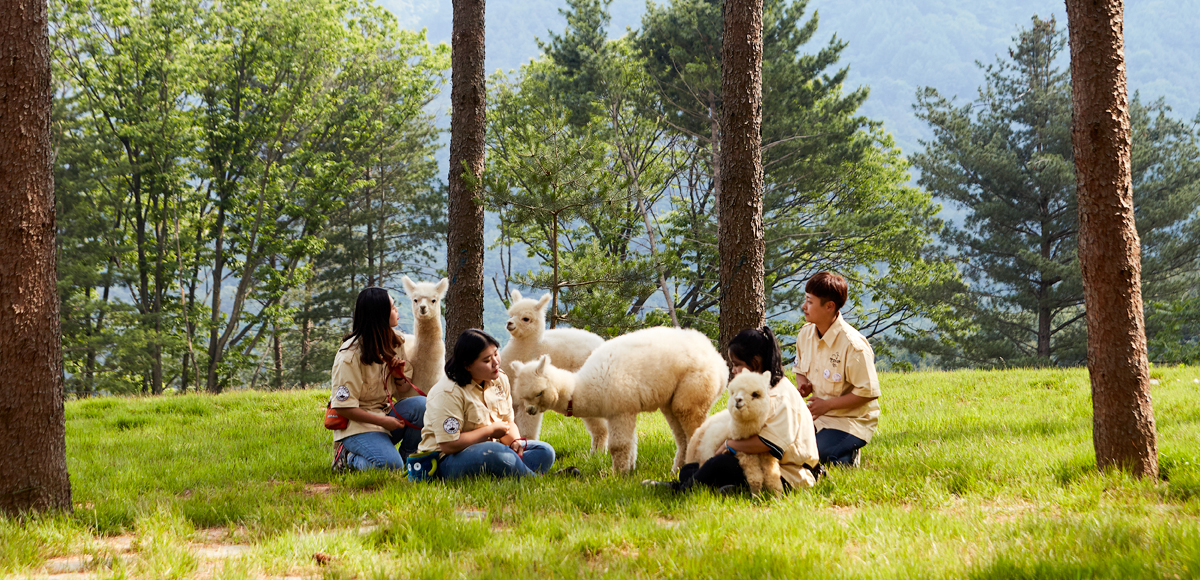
[5,365,1200,579]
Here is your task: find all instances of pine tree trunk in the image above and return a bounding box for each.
[0,0,73,514]
[1064,0,1158,478]
[717,0,766,353]
[445,0,487,348]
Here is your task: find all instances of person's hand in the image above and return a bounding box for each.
[796,374,813,398]
[509,439,526,454]
[381,416,407,431]
[488,422,509,440]
[806,397,832,419]
[715,440,732,455]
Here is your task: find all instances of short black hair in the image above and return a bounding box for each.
[805,271,848,311]
[445,329,501,386]
[728,326,784,386]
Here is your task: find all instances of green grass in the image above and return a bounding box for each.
[5,366,1200,579]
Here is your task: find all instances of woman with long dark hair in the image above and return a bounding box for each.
[406,329,566,480]
[329,287,427,472]
[644,326,822,493]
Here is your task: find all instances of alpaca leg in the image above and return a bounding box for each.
[738,454,764,495]
[660,409,691,472]
[515,411,543,442]
[606,414,639,474]
[582,417,609,453]
[669,394,711,469]
[763,457,785,494]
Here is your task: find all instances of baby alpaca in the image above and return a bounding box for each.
[400,276,449,393]
[686,371,784,495]
[511,327,726,474]
[500,290,606,446]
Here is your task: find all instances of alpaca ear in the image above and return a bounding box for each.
[401,275,416,295]
[535,355,550,376]
[510,289,523,303]
[435,277,449,297]
[510,360,525,374]
[536,294,552,311]
[761,370,773,382]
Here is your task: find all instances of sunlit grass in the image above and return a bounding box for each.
[3,365,1199,578]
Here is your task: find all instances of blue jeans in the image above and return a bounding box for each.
[437,440,556,480]
[815,428,866,466]
[341,397,426,472]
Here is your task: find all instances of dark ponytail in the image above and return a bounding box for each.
[728,325,784,386]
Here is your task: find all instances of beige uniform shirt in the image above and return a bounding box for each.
[794,315,881,442]
[328,337,416,442]
[756,377,820,489]
[417,372,515,456]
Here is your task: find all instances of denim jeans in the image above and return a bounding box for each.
[437,440,556,480]
[341,396,426,472]
[815,428,866,466]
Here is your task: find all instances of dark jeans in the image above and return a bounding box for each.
[676,453,791,492]
[437,440,556,480]
[815,428,866,466]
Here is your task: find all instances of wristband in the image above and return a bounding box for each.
[726,444,738,456]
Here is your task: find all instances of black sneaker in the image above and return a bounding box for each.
[331,443,351,473]
[641,479,678,491]
[716,484,740,496]
[554,466,582,477]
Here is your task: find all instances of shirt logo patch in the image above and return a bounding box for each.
[443,417,461,435]
[335,385,350,402]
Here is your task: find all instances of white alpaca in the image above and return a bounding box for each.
[511,327,727,474]
[400,276,448,393]
[686,371,783,495]
[499,290,606,446]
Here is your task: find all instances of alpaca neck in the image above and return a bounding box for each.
[548,370,580,415]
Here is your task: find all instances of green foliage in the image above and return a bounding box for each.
[637,0,954,342]
[51,0,449,393]
[909,16,1200,368]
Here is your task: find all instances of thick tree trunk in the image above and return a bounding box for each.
[1064,0,1158,478]
[0,0,73,514]
[444,0,487,348]
[717,0,766,353]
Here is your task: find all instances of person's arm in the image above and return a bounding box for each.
[496,421,525,452]
[795,373,813,397]
[335,407,405,431]
[437,422,508,455]
[716,435,773,455]
[807,393,877,418]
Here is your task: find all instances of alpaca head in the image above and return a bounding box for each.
[727,370,773,425]
[401,276,449,323]
[505,289,551,340]
[510,355,562,416]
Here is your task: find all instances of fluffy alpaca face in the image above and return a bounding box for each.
[505,290,551,339]
[727,370,773,425]
[401,276,448,322]
[510,355,559,415]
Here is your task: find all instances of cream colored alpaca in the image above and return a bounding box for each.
[400,276,448,393]
[687,371,784,495]
[499,290,606,446]
[511,327,726,474]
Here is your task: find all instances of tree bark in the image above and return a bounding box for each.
[1064,0,1158,477]
[0,0,73,514]
[717,0,766,354]
[444,0,487,348]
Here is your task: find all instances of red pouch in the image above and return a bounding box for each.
[324,401,348,430]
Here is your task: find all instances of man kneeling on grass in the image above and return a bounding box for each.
[795,271,881,467]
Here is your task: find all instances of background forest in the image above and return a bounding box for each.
[52,0,1200,396]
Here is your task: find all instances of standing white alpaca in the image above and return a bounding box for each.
[400,276,448,393]
[511,327,727,474]
[686,371,784,495]
[499,290,606,446]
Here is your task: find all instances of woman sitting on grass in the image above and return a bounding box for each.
[644,326,823,493]
[329,287,427,472]
[407,329,570,481]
